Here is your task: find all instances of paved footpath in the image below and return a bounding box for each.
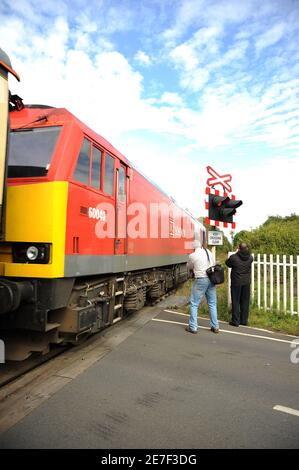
[0,301,298,449]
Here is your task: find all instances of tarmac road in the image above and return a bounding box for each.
[0,299,298,449]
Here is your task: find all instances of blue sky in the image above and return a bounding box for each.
[1,0,299,233]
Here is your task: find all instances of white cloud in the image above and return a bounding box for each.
[169,25,222,71]
[162,0,256,43]
[168,27,251,95]
[103,5,135,34]
[75,12,98,33]
[232,157,299,232]
[181,69,210,92]
[1,15,181,140]
[45,17,69,60]
[160,92,184,107]
[170,43,200,72]
[208,0,255,24]
[209,40,249,69]
[134,50,152,67]
[169,26,222,91]
[6,11,298,152]
[255,22,287,53]
[163,0,206,43]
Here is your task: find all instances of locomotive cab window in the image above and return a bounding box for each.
[91,146,102,190]
[118,166,126,202]
[72,138,90,185]
[8,126,61,178]
[104,153,115,196]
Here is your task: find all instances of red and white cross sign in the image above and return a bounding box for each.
[206,165,232,193]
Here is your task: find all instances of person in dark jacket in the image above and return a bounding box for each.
[225,242,253,327]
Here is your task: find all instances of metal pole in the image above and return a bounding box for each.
[211,225,216,260]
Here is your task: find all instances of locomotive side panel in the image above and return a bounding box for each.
[63,129,128,276]
[128,170,194,257]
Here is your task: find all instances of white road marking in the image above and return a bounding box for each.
[153,316,299,345]
[273,405,299,417]
[153,318,210,331]
[165,310,273,331]
[163,310,299,337]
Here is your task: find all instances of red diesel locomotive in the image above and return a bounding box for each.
[0,103,205,360]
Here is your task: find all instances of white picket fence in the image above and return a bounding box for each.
[227,252,299,315]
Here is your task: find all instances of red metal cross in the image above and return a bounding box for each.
[206,166,232,193]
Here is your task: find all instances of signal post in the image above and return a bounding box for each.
[204,166,243,258]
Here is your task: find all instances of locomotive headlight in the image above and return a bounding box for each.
[12,243,50,264]
[26,246,39,261]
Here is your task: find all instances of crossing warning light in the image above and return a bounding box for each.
[208,194,243,223]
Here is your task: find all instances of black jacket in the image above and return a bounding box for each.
[225,250,253,286]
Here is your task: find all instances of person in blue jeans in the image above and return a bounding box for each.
[186,240,219,334]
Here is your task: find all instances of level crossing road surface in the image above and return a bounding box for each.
[0,296,298,449]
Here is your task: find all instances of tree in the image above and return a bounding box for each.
[234,214,299,255]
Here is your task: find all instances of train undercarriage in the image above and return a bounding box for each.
[0,263,188,361]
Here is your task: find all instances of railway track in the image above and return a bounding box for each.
[0,344,70,389]
[0,298,176,435]
[0,293,183,390]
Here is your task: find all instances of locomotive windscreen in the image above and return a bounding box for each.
[7,126,61,178]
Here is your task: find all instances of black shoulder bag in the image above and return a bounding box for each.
[204,249,225,285]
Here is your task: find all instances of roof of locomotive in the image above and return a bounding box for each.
[10,105,130,167]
